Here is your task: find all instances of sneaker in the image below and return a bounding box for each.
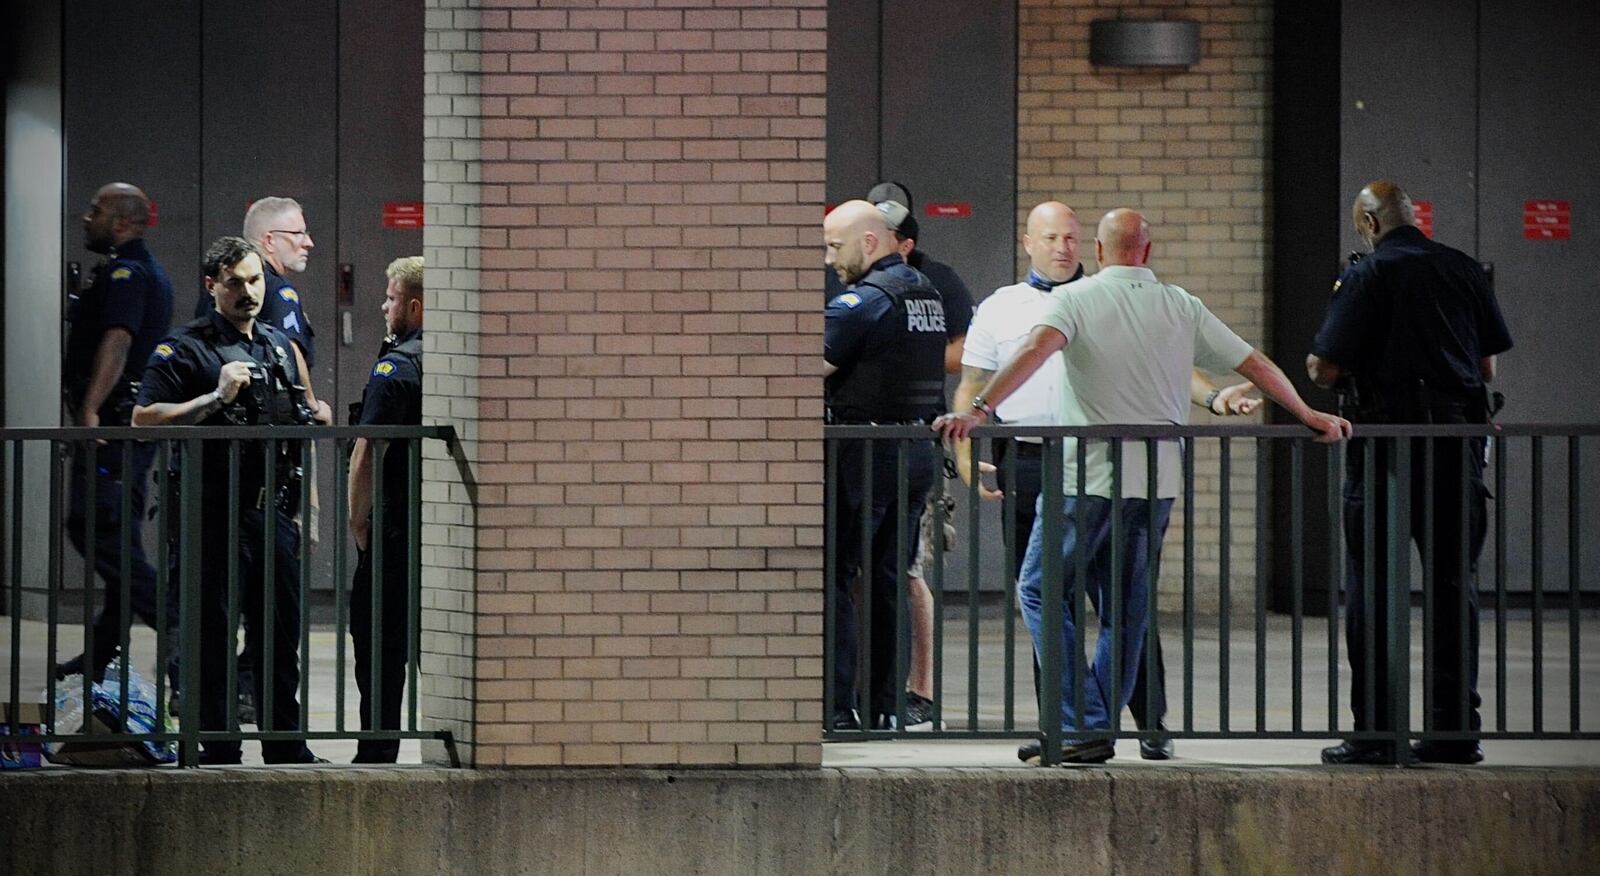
[1321,740,1413,765]
[1017,740,1043,764]
[829,709,861,731]
[898,692,944,731]
[236,688,258,726]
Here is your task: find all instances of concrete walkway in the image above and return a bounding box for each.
[3,608,1597,768]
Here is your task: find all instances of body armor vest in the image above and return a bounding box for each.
[825,267,947,423]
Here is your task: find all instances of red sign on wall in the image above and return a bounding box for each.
[1412,200,1434,238]
[1523,199,1571,241]
[925,202,973,219]
[383,201,424,229]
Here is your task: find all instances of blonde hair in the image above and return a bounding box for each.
[385,255,424,300]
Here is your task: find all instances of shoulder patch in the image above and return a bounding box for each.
[110,267,133,281]
[281,310,301,332]
[837,292,862,308]
[154,343,175,360]
[1332,279,1341,293]
[373,360,397,378]
[278,286,300,303]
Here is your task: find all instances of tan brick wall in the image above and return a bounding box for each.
[436,0,827,767]
[1017,0,1272,598]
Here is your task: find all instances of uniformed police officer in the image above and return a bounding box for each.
[346,256,424,763]
[58,182,177,684]
[1309,181,1513,766]
[823,200,946,730]
[134,236,330,765]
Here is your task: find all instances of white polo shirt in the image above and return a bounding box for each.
[960,281,1066,430]
[1036,265,1254,499]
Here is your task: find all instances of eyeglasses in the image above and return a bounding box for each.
[269,229,310,239]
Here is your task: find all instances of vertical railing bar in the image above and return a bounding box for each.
[1001,438,1017,730]
[1532,436,1544,734]
[1218,436,1231,735]
[1422,436,1436,733]
[47,442,63,733]
[80,442,95,733]
[1568,435,1581,733]
[1183,435,1195,733]
[1145,438,1160,743]
[262,437,278,734]
[1457,437,1471,740]
[893,439,909,733]
[227,442,240,733]
[179,438,203,766]
[371,439,386,736]
[1037,435,1065,766]
[334,433,352,734]
[822,437,837,729]
[857,439,873,728]
[408,437,423,734]
[1072,435,1087,747]
[1494,435,1508,732]
[8,442,24,735]
[154,442,170,727]
[929,441,945,730]
[1108,437,1124,735]
[117,439,134,728]
[967,436,981,732]
[1327,443,1341,733]
[1389,438,1412,765]
[299,439,313,736]
[1291,439,1305,734]
[1361,438,1376,734]
[1255,437,1268,734]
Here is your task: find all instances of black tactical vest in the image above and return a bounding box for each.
[825,266,947,423]
[347,334,423,426]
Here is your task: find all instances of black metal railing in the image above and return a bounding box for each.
[823,423,1599,765]
[1,425,474,767]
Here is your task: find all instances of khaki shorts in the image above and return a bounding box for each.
[907,484,957,580]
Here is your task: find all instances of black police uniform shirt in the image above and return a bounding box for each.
[137,311,304,491]
[1313,225,1512,395]
[64,238,176,421]
[192,259,317,367]
[355,328,423,516]
[823,250,974,342]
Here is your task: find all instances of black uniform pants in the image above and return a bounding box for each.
[66,440,178,684]
[831,437,938,718]
[1000,438,1168,730]
[350,518,414,763]
[187,504,310,763]
[1342,428,1486,743]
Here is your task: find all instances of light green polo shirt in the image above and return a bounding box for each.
[1035,265,1254,498]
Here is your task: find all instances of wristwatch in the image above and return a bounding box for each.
[1204,388,1223,415]
[970,396,1002,423]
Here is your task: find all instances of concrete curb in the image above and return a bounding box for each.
[4,766,1597,874]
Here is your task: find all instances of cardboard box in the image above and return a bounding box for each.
[1,702,45,769]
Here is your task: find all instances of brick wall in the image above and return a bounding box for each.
[1017,0,1273,597]
[428,0,828,767]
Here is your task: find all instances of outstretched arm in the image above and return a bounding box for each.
[1236,350,1351,443]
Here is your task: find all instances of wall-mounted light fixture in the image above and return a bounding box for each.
[1089,19,1201,68]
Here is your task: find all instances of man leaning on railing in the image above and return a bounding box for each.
[131,235,331,765]
[935,208,1351,765]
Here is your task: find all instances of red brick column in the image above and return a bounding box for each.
[432,0,827,767]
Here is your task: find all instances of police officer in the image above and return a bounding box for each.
[346,256,424,763]
[824,200,946,730]
[1309,180,1513,765]
[58,182,176,684]
[134,236,330,765]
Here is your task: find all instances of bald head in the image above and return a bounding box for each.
[1352,180,1417,247]
[82,182,151,254]
[824,199,896,285]
[1094,208,1151,268]
[1023,201,1082,283]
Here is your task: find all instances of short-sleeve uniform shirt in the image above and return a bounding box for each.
[1036,265,1253,498]
[1312,226,1511,396]
[64,238,176,420]
[355,329,423,516]
[961,280,1067,428]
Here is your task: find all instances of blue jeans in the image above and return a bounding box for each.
[1018,494,1173,739]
